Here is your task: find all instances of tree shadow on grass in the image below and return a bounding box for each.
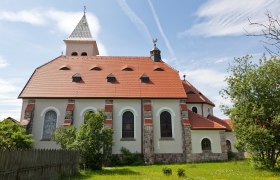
[94,168,141,176]
[63,168,141,179]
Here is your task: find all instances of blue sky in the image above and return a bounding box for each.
[0,0,279,120]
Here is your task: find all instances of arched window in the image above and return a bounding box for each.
[83,110,95,122]
[42,110,57,140]
[160,111,172,138]
[71,52,78,56]
[192,106,198,113]
[201,138,211,151]
[226,140,232,152]
[122,111,134,138]
[81,52,87,56]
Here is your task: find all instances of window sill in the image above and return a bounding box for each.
[121,138,136,141]
[40,138,52,141]
[159,137,174,141]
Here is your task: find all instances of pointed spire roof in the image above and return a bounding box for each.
[68,14,92,39]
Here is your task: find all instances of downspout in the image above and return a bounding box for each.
[141,99,143,154]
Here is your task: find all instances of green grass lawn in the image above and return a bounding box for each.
[64,160,280,180]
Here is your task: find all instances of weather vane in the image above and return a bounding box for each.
[84,6,87,15]
[153,38,158,47]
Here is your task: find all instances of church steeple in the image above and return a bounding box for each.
[64,9,99,56]
[68,14,92,39]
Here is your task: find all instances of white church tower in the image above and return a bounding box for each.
[64,12,99,56]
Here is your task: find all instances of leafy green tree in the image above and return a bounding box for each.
[0,119,34,149]
[53,110,113,170]
[221,55,280,169]
[52,125,77,149]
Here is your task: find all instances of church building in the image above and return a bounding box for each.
[19,13,242,163]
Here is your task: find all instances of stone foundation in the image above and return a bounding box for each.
[233,151,245,159]
[154,153,185,163]
[189,152,228,162]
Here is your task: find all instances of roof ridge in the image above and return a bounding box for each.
[207,114,231,130]
[182,80,215,106]
[188,110,226,129]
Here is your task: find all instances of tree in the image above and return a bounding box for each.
[247,12,280,57]
[53,110,113,170]
[52,125,77,149]
[221,55,280,169]
[0,119,34,149]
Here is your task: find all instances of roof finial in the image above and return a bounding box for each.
[153,38,158,48]
[84,6,86,15]
[183,74,186,81]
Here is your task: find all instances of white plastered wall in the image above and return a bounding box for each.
[202,104,214,117]
[31,99,67,149]
[112,99,141,154]
[191,130,222,153]
[153,99,183,154]
[65,41,98,56]
[187,103,202,116]
[225,132,239,152]
[73,99,105,127]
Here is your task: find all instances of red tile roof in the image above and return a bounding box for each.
[224,119,233,129]
[19,56,187,99]
[188,110,226,130]
[182,80,215,106]
[207,115,232,131]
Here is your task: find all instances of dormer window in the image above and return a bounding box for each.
[81,52,87,56]
[59,65,70,70]
[122,66,134,71]
[72,73,82,82]
[154,67,164,71]
[90,66,102,71]
[71,52,78,56]
[140,73,150,83]
[107,73,116,83]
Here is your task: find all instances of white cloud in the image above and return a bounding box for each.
[0,79,18,94]
[0,79,22,121]
[180,0,280,37]
[214,57,230,64]
[0,56,8,68]
[117,0,152,43]
[0,8,107,55]
[186,68,227,88]
[147,0,178,66]
[0,9,45,25]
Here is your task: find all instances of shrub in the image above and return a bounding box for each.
[0,119,34,150]
[162,167,172,176]
[53,110,113,170]
[227,151,237,160]
[177,168,186,178]
[121,147,144,165]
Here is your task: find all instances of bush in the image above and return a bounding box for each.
[227,151,237,160]
[162,167,172,176]
[111,147,144,166]
[53,110,113,170]
[0,119,34,150]
[177,168,186,178]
